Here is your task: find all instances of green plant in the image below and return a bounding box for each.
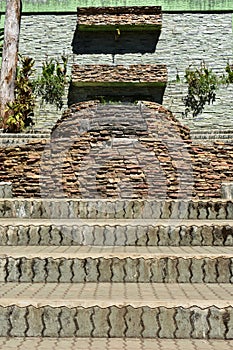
[182,62,219,118]
[34,55,68,110]
[225,61,233,83]
[3,54,69,132]
[5,55,35,132]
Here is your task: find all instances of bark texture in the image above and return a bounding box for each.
[0,0,21,127]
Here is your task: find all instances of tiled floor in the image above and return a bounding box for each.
[0,245,232,258]
[0,338,232,350]
[0,282,232,308]
[1,219,233,226]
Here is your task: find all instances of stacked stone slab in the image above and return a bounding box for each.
[68,64,167,104]
[72,6,162,55]
[1,101,233,199]
[69,6,166,106]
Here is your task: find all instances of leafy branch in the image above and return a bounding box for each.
[225,61,233,83]
[179,61,233,118]
[182,62,219,118]
[5,55,35,132]
[34,55,68,110]
[4,54,69,133]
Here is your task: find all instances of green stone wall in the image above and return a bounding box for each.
[0,0,233,13]
[0,2,232,133]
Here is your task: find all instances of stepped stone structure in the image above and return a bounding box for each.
[0,4,233,349]
[0,101,233,200]
[68,64,167,104]
[2,2,231,134]
[72,6,162,55]
[0,198,233,349]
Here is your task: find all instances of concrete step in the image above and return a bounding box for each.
[0,337,233,350]
[0,199,232,219]
[0,246,232,283]
[0,198,232,341]
[0,219,233,246]
[0,282,232,338]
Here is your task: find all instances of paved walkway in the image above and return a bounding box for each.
[0,338,232,350]
[0,282,232,308]
[0,245,232,258]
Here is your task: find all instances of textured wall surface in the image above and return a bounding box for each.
[69,64,167,104]
[0,101,232,200]
[1,0,233,13]
[18,12,233,133]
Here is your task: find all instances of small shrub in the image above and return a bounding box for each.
[3,54,69,132]
[225,61,233,83]
[5,55,35,132]
[183,62,219,118]
[34,55,68,110]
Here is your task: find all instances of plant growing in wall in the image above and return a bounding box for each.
[3,54,69,132]
[182,62,219,118]
[225,61,233,83]
[5,55,35,132]
[34,55,68,110]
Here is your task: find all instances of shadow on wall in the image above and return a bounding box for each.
[68,85,166,106]
[72,29,161,54]
[68,64,168,106]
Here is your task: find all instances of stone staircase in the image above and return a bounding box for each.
[0,198,232,349]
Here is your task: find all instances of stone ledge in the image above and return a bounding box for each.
[72,7,162,54]
[77,6,162,30]
[69,66,167,103]
[71,64,167,85]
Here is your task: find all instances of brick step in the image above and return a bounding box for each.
[0,282,232,338]
[0,220,232,246]
[0,199,232,219]
[0,246,232,283]
[0,337,233,349]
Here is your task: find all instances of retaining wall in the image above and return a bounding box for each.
[0,101,232,199]
[17,12,233,133]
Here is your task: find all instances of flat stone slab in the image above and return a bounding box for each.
[0,338,233,350]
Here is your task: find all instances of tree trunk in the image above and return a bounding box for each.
[0,0,22,128]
